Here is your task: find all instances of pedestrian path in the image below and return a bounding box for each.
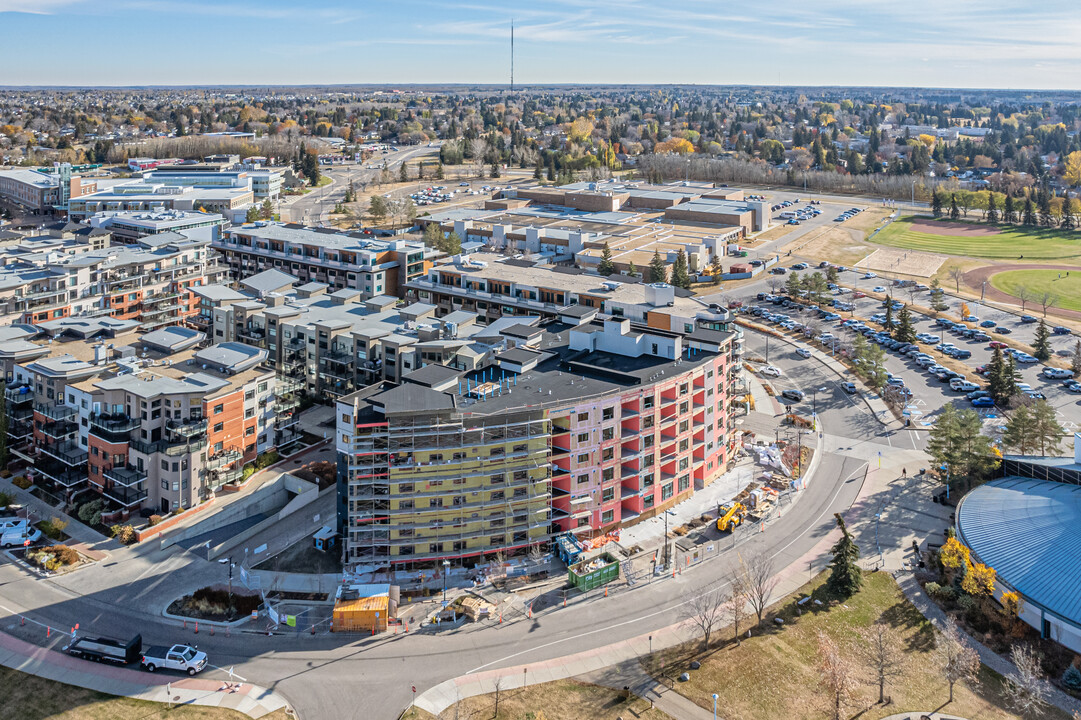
[581,659,714,720]
[896,572,1081,718]
[0,629,292,719]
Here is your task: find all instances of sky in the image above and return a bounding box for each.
[3,0,1081,89]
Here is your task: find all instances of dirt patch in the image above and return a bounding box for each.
[168,585,262,622]
[909,218,1002,237]
[855,247,948,278]
[964,263,1081,322]
[785,226,872,267]
[253,536,342,574]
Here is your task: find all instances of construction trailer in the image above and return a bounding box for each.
[568,552,620,591]
[555,532,587,565]
[331,583,399,633]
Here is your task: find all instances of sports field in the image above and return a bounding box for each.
[989,268,1081,312]
[874,216,1081,262]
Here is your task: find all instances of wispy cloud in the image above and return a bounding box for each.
[0,0,83,13]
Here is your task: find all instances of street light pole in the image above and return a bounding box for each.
[663,510,669,570]
[442,559,450,606]
[713,693,719,720]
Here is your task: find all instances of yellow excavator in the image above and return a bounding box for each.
[716,502,747,533]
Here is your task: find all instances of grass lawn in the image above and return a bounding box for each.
[648,572,1068,720]
[875,216,1081,263]
[0,666,291,720]
[990,269,1081,312]
[400,679,674,720]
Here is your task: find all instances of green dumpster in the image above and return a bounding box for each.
[568,552,620,592]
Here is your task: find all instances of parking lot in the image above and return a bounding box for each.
[735,270,1081,435]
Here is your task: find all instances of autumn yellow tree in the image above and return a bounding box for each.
[1001,591,1026,637]
[567,117,594,143]
[939,537,970,570]
[961,561,996,597]
[1064,151,1081,187]
[654,138,695,155]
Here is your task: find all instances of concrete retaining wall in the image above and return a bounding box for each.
[208,483,330,560]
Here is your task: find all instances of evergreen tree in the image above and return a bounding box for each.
[1003,404,1037,455]
[533,160,542,180]
[785,272,804,298]
[1032,399,1065,456]
[1062,195,1075,230]
[627,261,638,278]
[1004,194,1016,224]
[931,191,943,218]
[490,163,500,178]
[597,241,616,276]
[1039,191,1054,227]
[895,305,916,343]
[949,194,960,220]
[245,205,260,223]
[986,346,1010,404]
[1023,197,1036,226]
[826,513,862,598]
[260,198,273,220]
[648,250,668,284]
[883,300,894,332]
[671,249,692,289]
[1033,319,1052,361]
[929,278,948,313]
[546,156,556,181]
[1003,354,1020,401]
[399,162,408,182]
[1071,340,1081,378]
[709,256,722,285]
[986,192,998,224]
[440,231,462,256]
[435,162,445,180]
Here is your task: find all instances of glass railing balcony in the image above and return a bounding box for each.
[104,464,148,487]
[166,418,207,438]
[206,448,242,470]
[5,385,33,404]
[104,484,148,508]
[41,420,78,440]
[39,440,88,467]
[213,465,244,484]
[35,403,76,421]
[35,460,85,488]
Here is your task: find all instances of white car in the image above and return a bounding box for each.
[761,365,782,377]
[1043,367,1073,379]
[863,272,877,279]
[795,348,812,359]
[950,379,979,393]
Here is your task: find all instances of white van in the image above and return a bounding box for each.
[0,518,41,548]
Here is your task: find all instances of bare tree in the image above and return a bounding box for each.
[1039,291,1058,317]
[767,277,783,293]
[1004,644,1051,718]
[948,266,965,293]
[1017,285,1032,312]
[725,580,748,645]
[470,138,487,178]
[817,631,858,720]
[682,588,727,652]
[934,617,980,703]
[861,622,904,704]
[493,675,505,717]
[736,551,778,626]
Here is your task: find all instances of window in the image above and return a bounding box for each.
[576,473,589,485]
[679,439,689,453]
[601,509,614,524]
[577,517,590,528]
[602,407,614,421]
[399,499,414,510]
[601,427,614,441]
[643,435,654,448]
[577,432,589,443]
[662,483,674,500]
[576,453,589,463]
[643,472,655,487]
[643,494,655,509]
[643,416,655,429]
[601,487,614,502]
[679,420,689,433]
[489,474,504,485]
[213,404,224,414]
[602,467,614,482]
[679,401,689,413]
[577,412,589,422]
[679,457,689,470]
[601,448,614,462]
[214,422,224,433]
[678,475,690,493]
[643,395,655,409]
[245,426,256,436]
[680,383,688,396]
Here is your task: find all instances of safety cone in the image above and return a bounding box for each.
[604,586,608,598]
[183,620,187,630]
[46,626,50,638]
[20,616,24,626]
[209,625,215,636]
[194,621,199,634]
[310,624,315,635]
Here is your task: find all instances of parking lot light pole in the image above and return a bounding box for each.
[713,693,720,720]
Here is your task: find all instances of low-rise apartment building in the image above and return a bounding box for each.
[5,324,282,515]
[336,302,739,569]
[213,222,435,299]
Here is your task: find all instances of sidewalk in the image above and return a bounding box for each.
[0,629,293,719]
[581,660,714,720]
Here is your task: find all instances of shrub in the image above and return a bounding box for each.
[924,581,941,596]
[12,476,31,490]
[51,545,79,566]
[957,594,978,615]
[148,515,162,527]
[39,517,68,540]
[1063,665,1081,691]
[0,490,13,507]
[928,583,957,603]
[0,469,11,478]
[77,499,104,527]
[109,524,136,545]
[254,450,280,470]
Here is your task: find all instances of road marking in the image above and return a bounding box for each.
[209,665,248,682]
[909,431,919,450]
[464,459,866,675]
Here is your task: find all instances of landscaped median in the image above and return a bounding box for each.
[642,571,1062,720]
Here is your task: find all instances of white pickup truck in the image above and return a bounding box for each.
[141,644,208,675]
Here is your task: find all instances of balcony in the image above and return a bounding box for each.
[40,420,78,440]
[5,385,32,404]
[130,436,207,457]
[276,394,300,411]
[278,413,300,430]
[276,375,304,393]
[35,403,76,421]
[39,440,88,467]
[103,484,148,508]
[166,417,208,438]
[238,327,265,342]
[206,448,242,470]
[35,460,85,488]
[213,465,245,484]
[90,412,139,441]
[104,464,147,487]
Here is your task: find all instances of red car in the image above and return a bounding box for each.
[988,341,1008,349]
[852,291,866,299]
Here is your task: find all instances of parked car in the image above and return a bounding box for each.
[1020,315,1038,323]
[795,348,812,359]
[141,644,208,676]
[979,320,997,328]
[1043,367,1073,379]
[760,366,782,378]
[1053,326,1072,335]
[841,382,857,394]
[970,396,995,407]
[989,341,1009,349]
[781,389,805,403]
